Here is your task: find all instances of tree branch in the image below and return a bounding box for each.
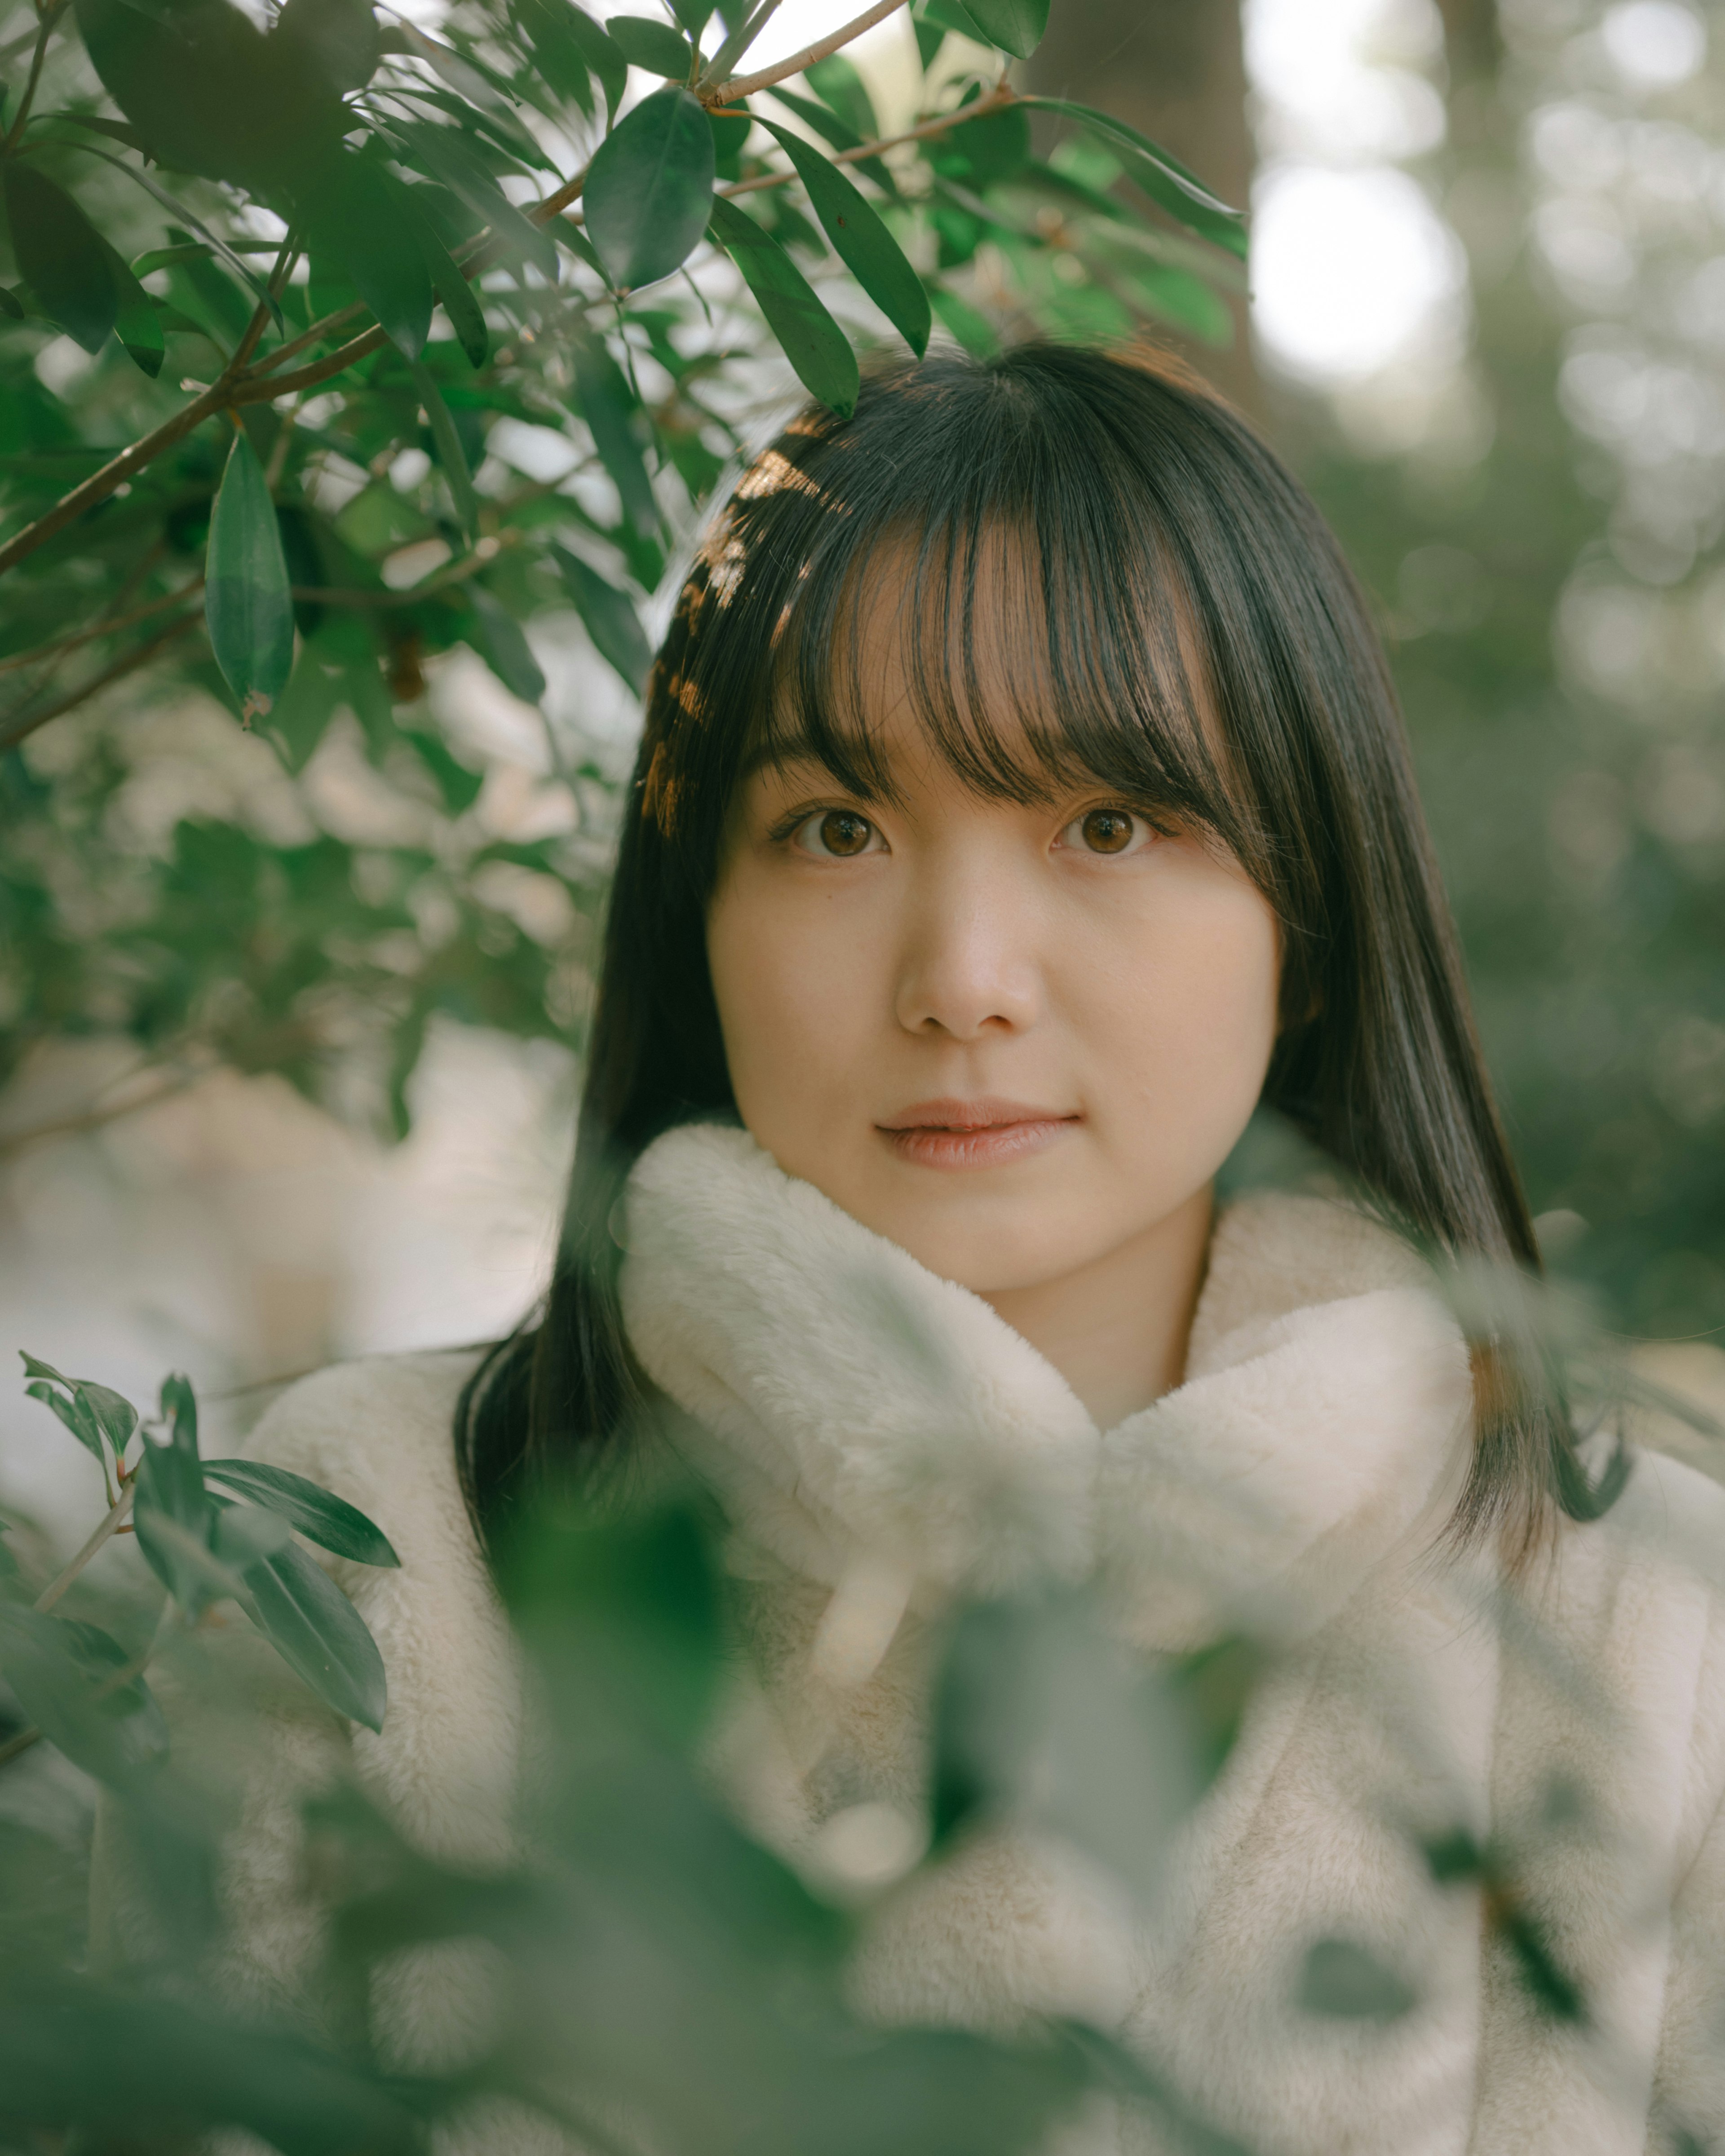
[0,609,202,752]
[0,579,205,677]
[702,0,911,106]
[0,385,230,580]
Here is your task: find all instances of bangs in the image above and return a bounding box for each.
[751,504,1252,849]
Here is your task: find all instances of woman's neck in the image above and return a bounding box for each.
[979,1183,1214,1431]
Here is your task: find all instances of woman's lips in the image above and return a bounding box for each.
[876,1098,1080,1171]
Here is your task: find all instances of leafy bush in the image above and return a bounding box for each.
[0,0,1245,1136]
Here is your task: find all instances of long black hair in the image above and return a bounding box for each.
[458,340,1614,1565]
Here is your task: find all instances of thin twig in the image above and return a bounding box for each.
[2,0,69,150]
[0,610,202,752]
[227,231,300,376]
[0,580,205,676]
[703,0,911,106]
[35,1481,137,1613]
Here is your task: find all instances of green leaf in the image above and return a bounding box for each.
[20,1356,137,1468]
[604,12,693,75]
[209,1500,293,1567]
[401,187,488,367]
[66,142,283,324]
[568,326,658,536]
[101,238,165,377]
[707,194,858,416]
[410,361,479,544]
[205,429,296,726]
[239,1538,387,1731]
[759,121,929,355]
[23,1383,106,1469]
[554,543,652,691]
[805,52,878,141]
[555,3,628,119]
[35,110,153,153]
[391,124,559,283]
[133,1506,253,1612]
[585,84,715,292]
[666,0,712,35]
[1017,97,1247,259]
[0,1607,167,1787]
[133,1398,218,1617]
[0,163,117,353]
[204,1459,401,1567]
[765,87,895,194]
[0,284,22,320]
[274,0,380,93]
[402,725,485,816]
[303,155,433,359]
[159,1370,198,1452]
[469,586,546,706]
[929,99,1030,187]
[952,0,1049,59]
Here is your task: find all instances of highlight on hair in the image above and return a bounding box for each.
[457,340,1620,1567]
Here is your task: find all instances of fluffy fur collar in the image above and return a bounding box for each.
[619,1124,1475,1661]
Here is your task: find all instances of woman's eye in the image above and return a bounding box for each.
[1061,806,1153,857]
[792,809,880,858]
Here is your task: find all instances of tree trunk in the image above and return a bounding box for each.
[1026,0,1260,417]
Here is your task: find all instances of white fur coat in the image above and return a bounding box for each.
[101,1122,1725,2155]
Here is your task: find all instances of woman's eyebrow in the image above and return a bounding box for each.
[738,732,886,800]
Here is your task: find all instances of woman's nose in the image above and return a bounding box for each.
[892,862,1044,1040]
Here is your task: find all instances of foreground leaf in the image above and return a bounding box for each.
[760,121,929,354]
[402,195,487,367]
[555,545,652,692]
[239,1539,387,1731]
[1018,97,1248,259]
[1,164,117,353]
[552,3,628,119]
[98,240,165,377]
[568,327,658,535]
[204,1459,400,1568]
[603,12,693,75]
[585,84,715,291]
[410,361,480,543]
[0,1607,166,1786]
[470,587,546,706]
[303,155,434,358]
[707,195,858,416]
[206,430,296,725]
[954,0,1049,59]
[393,124,558,282]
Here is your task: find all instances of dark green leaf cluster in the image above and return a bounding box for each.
[3,1353,399,1786]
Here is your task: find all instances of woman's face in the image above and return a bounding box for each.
[704,569,1282,1301]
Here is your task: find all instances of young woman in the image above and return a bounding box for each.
[133,345,1725,2152]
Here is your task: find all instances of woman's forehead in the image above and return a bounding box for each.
[744,521,1224,810]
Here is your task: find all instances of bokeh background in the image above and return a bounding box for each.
[4,0,1724,1543]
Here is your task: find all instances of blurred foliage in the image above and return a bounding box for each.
[0,1354,1280,2153]
[0,0,1244,1141]
[1280,2,1725,1345]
